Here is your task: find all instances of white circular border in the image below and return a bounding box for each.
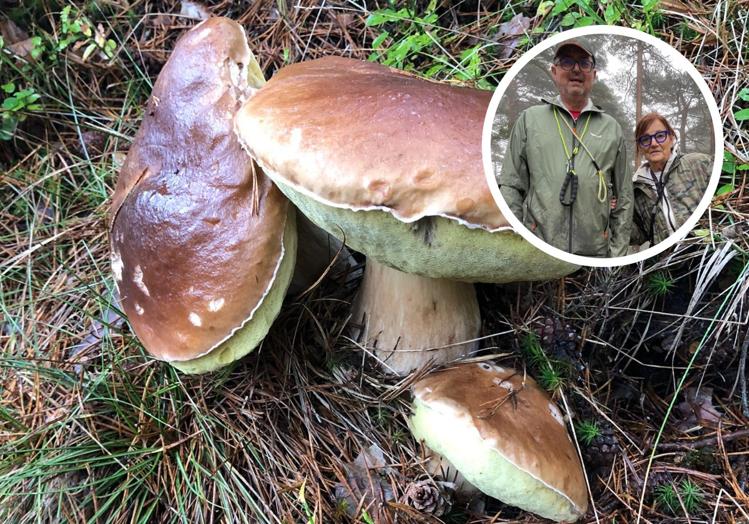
[482,25,724,268]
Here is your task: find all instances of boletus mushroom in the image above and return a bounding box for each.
[234,57,576,374]
[109,17,295,374]
[409,362,588,522]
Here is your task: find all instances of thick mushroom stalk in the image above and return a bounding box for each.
[352,259,479,374]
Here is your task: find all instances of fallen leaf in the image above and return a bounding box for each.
[677,386,722,430]
[333,444,396,522]
[0,19,28,45]
[722,220,749,240]
[494,14,531,59]
[9,38,36,59]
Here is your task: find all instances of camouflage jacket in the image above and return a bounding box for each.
[630,152,711,246]
[499,96,632,257]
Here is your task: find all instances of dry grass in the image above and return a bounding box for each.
[1,1,748,522]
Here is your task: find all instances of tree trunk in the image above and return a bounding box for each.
[635,41,644,167]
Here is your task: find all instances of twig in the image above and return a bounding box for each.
[658,428,749,451]
[740,327,749,417]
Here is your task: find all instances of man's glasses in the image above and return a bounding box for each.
[637,130,671,148]
[554,56,595,72]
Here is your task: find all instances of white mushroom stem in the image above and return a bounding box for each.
[351,258,480,375]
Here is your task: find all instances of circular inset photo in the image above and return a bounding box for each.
[483,26,723,267]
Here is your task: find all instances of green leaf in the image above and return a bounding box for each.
[739,88,749,102]
[371,31,389,50]
[458,46,482,80]
[715,183,734,196]
[561,12,580,26]
[424,63,444,78]
[0,115,17,140]
[16,88,36,99]
[734,108,749,121]
[477,78,493,90]
[422,12,439,25]
[551,0,576,16]
[2,97,22,111]
[2,82,15,94]
[604,4,621,23]
[575,16,597,26]
[104,39,116,58]
[537,0,555,17]
[722,151,735,174]
[691,229,711,238]
[365,9,405,27]
[30,36,44,59]
[61,5,71,27]
[642,0,660,12]
[83,43,97,61]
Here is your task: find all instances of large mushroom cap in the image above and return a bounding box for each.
[235,56,575,283]
[409,362,588,522]
[110,17,294,373]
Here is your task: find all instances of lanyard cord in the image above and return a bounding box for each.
[553,107,607,203]
[647,167,676,242]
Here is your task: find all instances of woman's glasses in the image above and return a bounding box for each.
[554,56,595,72]
[637,130,671,148]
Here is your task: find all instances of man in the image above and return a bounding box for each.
[499,40,633,257]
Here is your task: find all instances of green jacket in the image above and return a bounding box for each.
[630,151,711,246]
[499,97,632,257]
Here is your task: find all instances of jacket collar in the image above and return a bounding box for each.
[541,95,603,117]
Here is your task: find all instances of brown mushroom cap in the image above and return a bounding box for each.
[409,362,588,522]
[235,57,575,283]
[110,17,291,366]
[236,56,506,231]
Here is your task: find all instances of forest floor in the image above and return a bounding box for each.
[1,1,748,523]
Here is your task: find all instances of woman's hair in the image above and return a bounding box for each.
[635,112,676,147]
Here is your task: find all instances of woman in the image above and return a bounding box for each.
[630,112,712,247]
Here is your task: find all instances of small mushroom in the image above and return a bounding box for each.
[109,18,293,374]
[235,57,576,374]
[409,362,588,522]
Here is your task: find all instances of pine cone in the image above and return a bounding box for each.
[401,479,453,517]
[537,316,583,373]
[583,421,620,469]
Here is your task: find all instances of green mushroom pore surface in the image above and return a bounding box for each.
[409,395,583,522]
[270,177,575,283]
